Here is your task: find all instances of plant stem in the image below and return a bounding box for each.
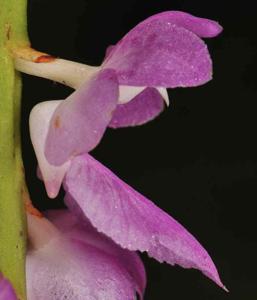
[0,0,29,299]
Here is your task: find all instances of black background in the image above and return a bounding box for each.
[22,1,257,299]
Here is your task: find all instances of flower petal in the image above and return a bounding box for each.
[64,154,226,290]
[45,69,119,166]
[138,11,223,38]
[30,100,71,198]
[27,213,143,300]
[109,87,165,128]
[0,274,18,300]
[46,209,146,298]
[103,15,216,87]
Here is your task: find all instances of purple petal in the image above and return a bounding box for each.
[109,87,166,128]
[45,69,119,166]
[103,15,216,87]
[27,212,144,300]
[64,154,226,290]
[0,274,18,300]
[46,209,146,298]
[138,11,223,38]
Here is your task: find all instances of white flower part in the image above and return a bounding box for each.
[157,87,169,106]
[118,85,169,106]
[29,100,71,198]
[15,58,99,89]
[118,85,146,104]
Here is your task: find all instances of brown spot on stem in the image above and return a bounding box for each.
[54,116,61,129]
[25,202,43,218]
[34,55,56,63]
[5,24,11,40]
[22,187,43,218]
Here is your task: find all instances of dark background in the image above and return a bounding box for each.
[22,1,257,299]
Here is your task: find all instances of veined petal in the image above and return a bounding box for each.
[27,213,144,300]
[103,15,216,87]
[0,274,18,300]
[64,154,226,290]
[109,87,166,128]
[29,100,70,198]
[45,69,119,166]
[46,209,146,298]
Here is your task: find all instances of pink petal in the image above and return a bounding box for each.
[27,212,144,300]
[30,101,71,198]
[104,11,221,62]
[64,154,226,290]
[0,274,18,300]
[103,14,217,87]
[45,69,119,166]
[138,11,223,38]
[109,87,165,128]
[46,209,146,298]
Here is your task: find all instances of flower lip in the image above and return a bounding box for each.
[64,153,227,291]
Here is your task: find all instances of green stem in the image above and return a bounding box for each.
[0,1,29,299]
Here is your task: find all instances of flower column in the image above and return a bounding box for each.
[0,0,29,299]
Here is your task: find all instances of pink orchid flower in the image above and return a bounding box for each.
[26,11,227,298]
[25,153,227,298]
[26,211,145,299]
[29,11,222,198]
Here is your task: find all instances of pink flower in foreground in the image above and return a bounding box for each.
[25,153,227,298]
[0,274,17,300]
[26,211,145,299]
[29,11,222,198]
[26,10,227,298]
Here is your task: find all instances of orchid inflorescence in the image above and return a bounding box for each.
[1,10,226,300]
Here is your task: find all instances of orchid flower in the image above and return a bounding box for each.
[0,0,226,297]
[24,152,227,299]
[23,11,223,198]
[0,274,18,300]
[5,8,226,299]
[26,211,146,299]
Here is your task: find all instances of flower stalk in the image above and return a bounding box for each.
[0,0,29,298]
[15,55,99,89]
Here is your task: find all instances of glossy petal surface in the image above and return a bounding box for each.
[27,211,144,300]
[0,274,17,300]
[103,14,216,87]
[46,209,146,298]
[64,154,225,290]
[109,87,165,128]
[45,69,119,166]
